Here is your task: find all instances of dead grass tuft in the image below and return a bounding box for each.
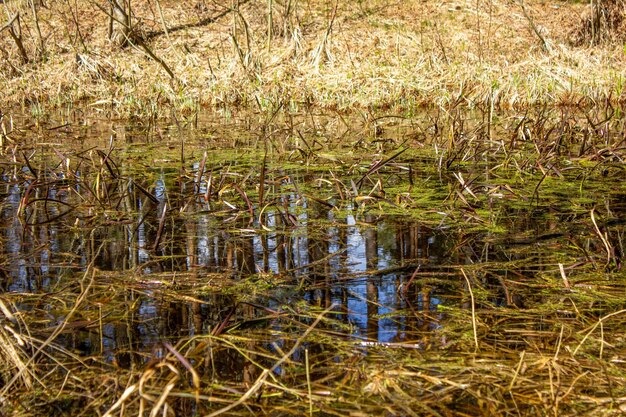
[0,0,624,115]
[570,0,626,46]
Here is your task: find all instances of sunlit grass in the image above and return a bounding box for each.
[0,0,624,117]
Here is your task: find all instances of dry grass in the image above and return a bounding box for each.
[0,0,625,117]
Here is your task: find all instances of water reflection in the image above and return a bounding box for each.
[1,167,454,351]
[1,108,625,377]
[3,182,623,355]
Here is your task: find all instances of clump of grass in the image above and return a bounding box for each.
[0,300,32,391]
[0,0,625,117]
[570,0,626,46]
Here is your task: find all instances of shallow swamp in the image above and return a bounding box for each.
[1,105,626,416]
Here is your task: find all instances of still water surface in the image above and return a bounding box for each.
[1,107,625,393]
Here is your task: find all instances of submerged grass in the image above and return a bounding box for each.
[1,106,626,416]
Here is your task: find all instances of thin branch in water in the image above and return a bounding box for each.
[461,268,479,353]
[153,203,168,251]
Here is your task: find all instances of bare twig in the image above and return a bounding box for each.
[518,0,550,52]
[461,269,479,353]
[1,13,29,63]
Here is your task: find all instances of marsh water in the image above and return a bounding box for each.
[2,107,626,415]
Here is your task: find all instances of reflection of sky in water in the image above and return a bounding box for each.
[4,183,30,291]
[0,167,443,344]
[137,298,160,343]
[346,216,368,272]
[137,221,150,265]
[344,217,369,332]
[155,176,166,201]
[196,215,211,267]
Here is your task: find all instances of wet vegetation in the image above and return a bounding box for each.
[1,104,626,416]
[3,0,626,415]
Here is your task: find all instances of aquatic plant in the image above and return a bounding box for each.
[1,107,626,416]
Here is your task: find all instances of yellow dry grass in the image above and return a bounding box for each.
[0,0,624,116]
